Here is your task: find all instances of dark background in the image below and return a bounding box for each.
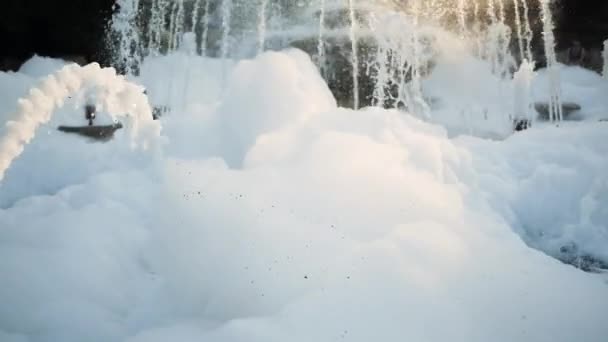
[554,0,608,48]
[0,0,115,70]
[0,0,607,71]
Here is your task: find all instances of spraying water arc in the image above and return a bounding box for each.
[0,63,160,182]
[539,0,563,122]
[258,0,270,54]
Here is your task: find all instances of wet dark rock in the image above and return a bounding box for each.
[513,118,532,132]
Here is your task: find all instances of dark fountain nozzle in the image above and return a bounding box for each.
[85,104,96,126]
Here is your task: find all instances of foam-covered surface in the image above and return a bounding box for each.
[0,50,607,342]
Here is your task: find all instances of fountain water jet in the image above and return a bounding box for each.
[513,59,536,124]
[105,0,566,131]
[112,0,142,74]
[171,0,186,51]
[522,0,534,60]
[348,0,360,110]
[317,0,327,76]
[409,0,429,118]
[221,0,234,59]
[201,0,211,56]
[539,0,563,122]
[603,40,608,79]
[512,0,525,62]
[258,0,270,54]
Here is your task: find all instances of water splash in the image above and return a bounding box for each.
[487,0,498,24]
[147,0,165,55]
[368,13,388,108]
[192,0,202,31]
[484,7,513,80]
[168,1,178,51]
[106,0,562,130]
[0,63,160,182]
[472,0,483,56]
[191,0,203,52]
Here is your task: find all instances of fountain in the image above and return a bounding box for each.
[539,0,563,122]
[0,63,159,182]
[497,0,506,23]
[201,0,211,56]
[220,0,234,59]
[170,0,186,51]
[317,0,326,76]
[513,59,536,126]
[471,0,483,56]
[521,0,534,61]
[147,0,164,55]
[512,0,525,62]
[106,0,564,127]
[258,0,270,54]
[111,0,142,74]
[408,0,429,118]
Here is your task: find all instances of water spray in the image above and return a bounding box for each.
[603,40,608,79]
[201,0,211,57]
[258,0,270,54]
[539,0,563,122]
[513,0,525,62]
[522,0,534,62]
[349,0,360,110]
[221,0,234,59]
[317,0,327,76]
